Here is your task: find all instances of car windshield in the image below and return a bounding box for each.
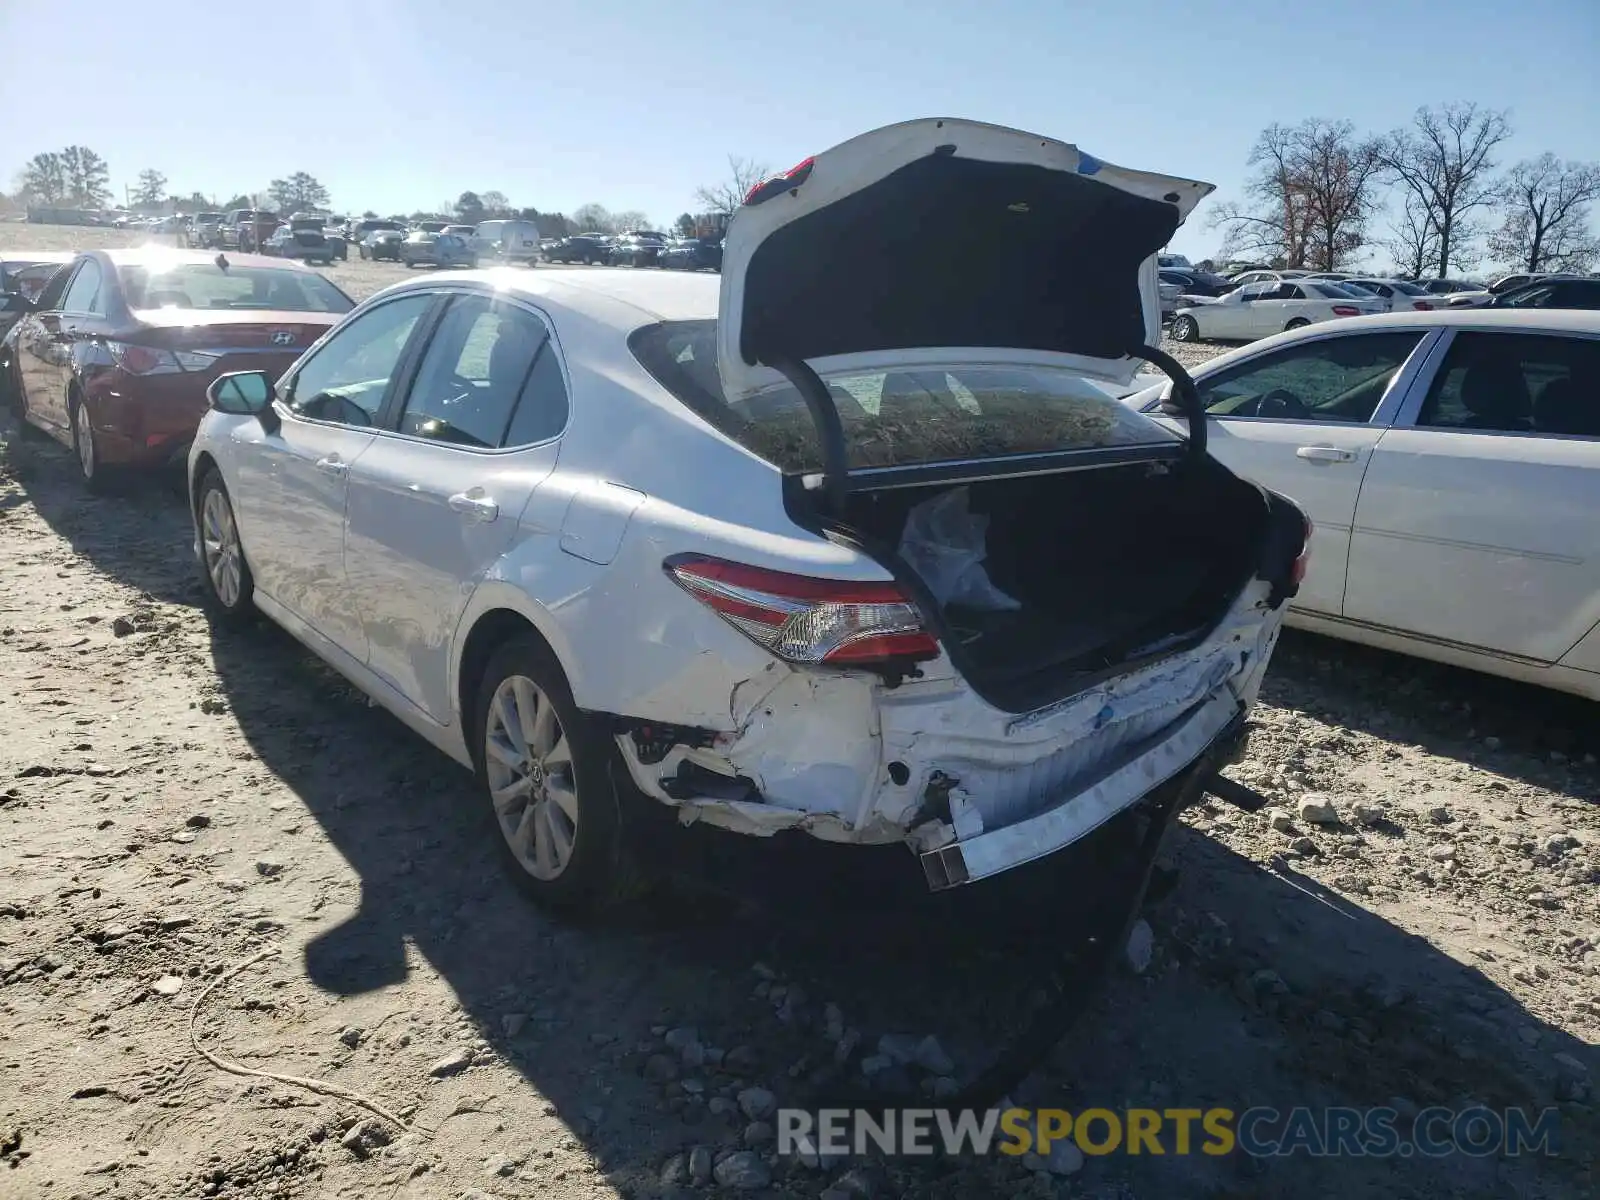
[630,319,1177,474]
[1386,279,1427,296]
[118,262,355,313]
[1309,282,1365,299]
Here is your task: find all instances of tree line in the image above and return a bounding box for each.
[1210,102,1600,278]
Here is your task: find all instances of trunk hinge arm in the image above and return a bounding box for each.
[1131,342,1206,459]
[763,355,849,517]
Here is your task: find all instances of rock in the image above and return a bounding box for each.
[1250,968,1289,996]
[914,1034,956,1075]
[931,1075,959,1099]
[185,813,211,829]
[644,1054,679,1084]
[338,1026,363,1049]
[1297,795,1339,825]
[860,1053,892,1077]
[660,1153,689,1186]
[878,1033,921,1065]
[824,1002,845,1040]
[152,974,184,996]
[339,1120,392,1158]
[483,1154,516,1177]
[679,1038,706,1068]
[688,1145,713,1184]
[254,856,286,878]
[737,1086,776,1120]
[743,1120,774,1146]
[713,1150,771,1190]
[1041,1138,1084,1176]
[664,1026,699,1052]
[500,1013,527,1038]
[1427,843,1457,862]
[724,1044,759,1072]
[1545,834,1580,855]
[1123,919,1154,975]
[1266,808,1296,833]
[709,1096,737,1117]
[1518,1027,1542,1047]
[1426,806,1453,824]
[429,1048,473,1078]
[1352,802,1385,826]
[832,1164,889,1196]
[111,617,136,637]
[1290,836,1319,855]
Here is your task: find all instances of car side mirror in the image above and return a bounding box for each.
[207,370,281,434]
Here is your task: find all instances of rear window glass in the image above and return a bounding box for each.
[629,319,1177,473]
[117,262,355,313]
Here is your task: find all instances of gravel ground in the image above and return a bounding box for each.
[1,224,1596,1200]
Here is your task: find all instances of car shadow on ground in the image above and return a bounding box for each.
[200,614,1599,1198]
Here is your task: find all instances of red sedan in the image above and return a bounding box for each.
[4,248,354,489]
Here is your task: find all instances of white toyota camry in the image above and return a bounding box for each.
[188,120,1310,911]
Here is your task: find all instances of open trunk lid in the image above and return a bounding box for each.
[717,118,1214,404]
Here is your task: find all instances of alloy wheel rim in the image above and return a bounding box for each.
[201,489,243,607]
[75,405,94,477]
[485,675,578,881]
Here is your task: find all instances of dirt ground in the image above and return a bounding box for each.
[0,224,1596,1200]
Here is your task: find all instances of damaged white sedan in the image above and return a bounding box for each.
[189,118,1310,911]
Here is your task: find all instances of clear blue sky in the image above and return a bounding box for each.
[4,0,1596,264]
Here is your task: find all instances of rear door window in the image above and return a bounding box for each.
[1416,332,1600,437]
[630,319,1176,473]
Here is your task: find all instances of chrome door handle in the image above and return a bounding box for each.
[1295,445,1356,463]
[314,456,348,476]
[448,491,500,522]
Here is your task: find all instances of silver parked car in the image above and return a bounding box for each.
[469,219,541,265]
[400,232,478,269]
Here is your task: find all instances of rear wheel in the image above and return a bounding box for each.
[1285,317,1311,331]
[70,394,115,493]
[1170,314,1200,342]
[196,469,256,623]
[474,635,627,913]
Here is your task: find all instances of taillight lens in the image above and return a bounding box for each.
[1330,305,1362,317]
[108,341,217,375]
[666,555,939,667]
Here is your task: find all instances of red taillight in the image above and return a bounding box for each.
[1330,305,1362,317]
[1412,300,1433,310]
[744,157,817,206]
[109,342,172,374]
[666,555,939,667]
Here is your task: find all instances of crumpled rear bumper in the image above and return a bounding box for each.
[919,688,1242,889]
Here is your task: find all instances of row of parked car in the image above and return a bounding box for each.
[1158,259,1600,343]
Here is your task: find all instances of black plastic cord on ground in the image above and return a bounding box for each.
[1132,342,1206,459]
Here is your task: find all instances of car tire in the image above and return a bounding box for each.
[69,393,116,494]
[1170,314,1200,342]
[195,468,256,625]
[473,633,630,913]
[1285,318,1311,331]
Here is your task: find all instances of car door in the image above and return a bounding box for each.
[20,257,101,433]
[1249,282,1300,337]
[1343,329,1600,662]
[232,291,437,663]
[1150,328,1434,615]
[343,289,569,725]
[1204,287,1256,339]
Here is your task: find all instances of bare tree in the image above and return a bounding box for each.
[1377,103,1511,277]
[572,203,612,233]
[1383,189,1441,279]
[1210,121,1381,270]
[1487,153,1600,273]
[693,155,771,218]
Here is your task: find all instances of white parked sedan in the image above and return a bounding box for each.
[1340,277,1437,313]
[187,119,1310,911]
[1170,278,1385,342]
[1127,309,1600,699]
